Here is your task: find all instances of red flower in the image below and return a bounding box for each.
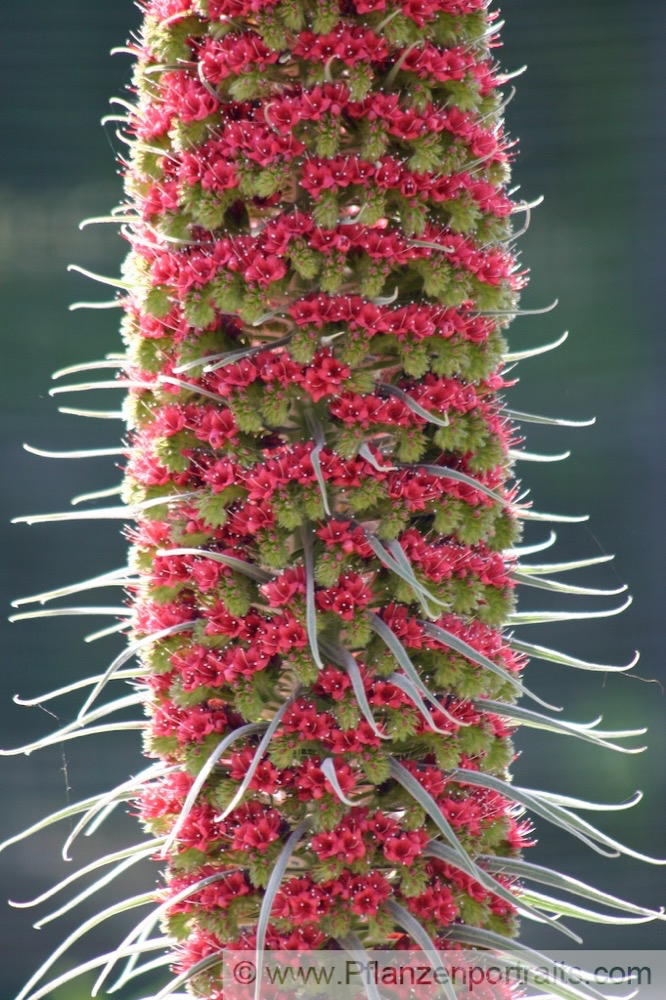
[300,352,352,401]
[383,830,429,866]
[244,254,287,287]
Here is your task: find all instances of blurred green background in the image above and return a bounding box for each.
[1,1,664,996]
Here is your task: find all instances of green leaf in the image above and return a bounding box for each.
[31,845,160,930]
[93,869,242,994]
[443,925,619,1000]
[162,723,266,855]
[301,525,324,671]
[369,614,474,729]
[336,934,383,1000]
[476,698,647,755]
[505,407,595,428]
[156,546,271,583]
[479,853,666,920]
[508,595,632,625]
[379,382,450,428]
[510,636,639,673]
[321,758,358,806]
[254,821,310,1000]
[516,553,614,575]
[365,532,444,617]
[321,641,390,742]
[0,792,126,856]
[450,768,666,865]
[512,571,627,598]
[15,891,155,1000]
[504,329,569,362]
[216,697,298,821]
[422,620,560,711]
[62,763,177,860]
[385,900,459,1000]
[0,720,145,758]
[519,888,663,926]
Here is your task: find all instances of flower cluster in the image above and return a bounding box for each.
[119,0,529,992]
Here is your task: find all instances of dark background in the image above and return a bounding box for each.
[1,2,664,996]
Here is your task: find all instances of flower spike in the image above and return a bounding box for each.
[7,4,660,1000]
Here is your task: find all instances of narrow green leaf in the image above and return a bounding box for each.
[504,329,569,362]
[516,554,614,575]
[107,953,173,993]
[480,299,558,318]
[13,509,131,524]
[156,546,272,583]
[92,869,243,994]
[518,508,589,524]
[79,621,194,720]
[10,838,164,910]
[0,721,146,758]
[387,673,451,734]
[508,595,632,625]
[67,263,131,289]
[476,699,647,754]
[14,668,147,707]
[216,698,299,822]
[164,723,266,855]
[379,382,450,428]
[519,888,662,926]
[512,571,627,597]
[443,926,619,1000]
[34,849,158,929]
[71,484,123,505]
[534,789,643,812]
[69,299,124,311]
[12,567,132,608]
[254,821,310,1000]
[202,334,292,372]
[49,379,152,396]
[0,793,121,856]
[321,758,359,806]
[62,764,176,860]
[385,900,459,1000]
[323,642,390,741]
[366,532,444,617]
[52,358,127,380]
[16,892,155,1000]
[505,408,595,428]
[509,448,571,463]
[508,531,557,556]
[6,691,143,755]
[16,940,169,1000]
[450,768,666,865]
[301,525,325,670]
[422,620,562,712]
[389,538,448,616]
[412,464,506,505]
[58,406,124,419]
[84,620,129,642]
[479,853,666,919]
[10,605,131,621]
[368,614,471,728]
[337,934,383,1000]
[510,637,639,673]
[305,413,332,516]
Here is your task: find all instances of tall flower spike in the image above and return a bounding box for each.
[5,3,665,1000]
